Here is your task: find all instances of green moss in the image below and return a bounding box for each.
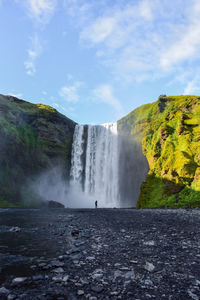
[119,95,200,208]
[17,125,38,148]
[137,174,200,209]
[0,196,21,208]
[36,103,57,112]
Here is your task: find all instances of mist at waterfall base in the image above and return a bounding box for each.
[25,166,91,208]
[69,123,148,208]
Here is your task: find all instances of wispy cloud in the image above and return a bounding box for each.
[160,0,200,70]
[24,34,43,76]
[19,0,57,24]
[93,84,123,114]
[183,76,200,95]
[59,81,83,103]
[64,0,200,86]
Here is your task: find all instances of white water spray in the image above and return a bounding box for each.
[70,123,120,207]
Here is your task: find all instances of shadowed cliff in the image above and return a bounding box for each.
[0,94,76,207]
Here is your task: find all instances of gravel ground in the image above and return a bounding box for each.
[0,208,200,300]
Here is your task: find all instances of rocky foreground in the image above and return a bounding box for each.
[0,208,200,300]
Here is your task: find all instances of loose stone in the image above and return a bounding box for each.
[144,262,155,272]
[77,290,84,296]
[12,277,27,284]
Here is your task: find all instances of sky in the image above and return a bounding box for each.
[1,0,200,124]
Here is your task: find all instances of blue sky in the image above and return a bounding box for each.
[1,0,200,124]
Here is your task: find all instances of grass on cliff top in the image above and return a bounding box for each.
[0,94,75,124]
[118,95,200,137]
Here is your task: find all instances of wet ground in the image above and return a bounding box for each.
[0,208,200,300]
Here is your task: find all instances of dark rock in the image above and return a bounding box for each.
[0,287,10,295]
[47,201,65,208]
[32,275,44,281]
[71,229,79,237]
[91,285,104,293]
[9,227,21,232]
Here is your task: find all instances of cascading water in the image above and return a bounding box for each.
[70,123,120,207]
[70,125,85,186]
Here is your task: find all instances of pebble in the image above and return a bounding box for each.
[63,275,69,282]
[144,262,155,272]
[86,256,95,261]
[144,279,153,285]
[124,271,135,280]
[9,227,21,232]
[80,278,89,285]
[130,260,138,264]
[92,273,103,280]
[52,267,64,273]
[188,290,199,300]
[143,241,155,246]
[51,260,64,267]
[7,294,16,300]
[114,270,122,279]
[71,229,79,236]
[0,287,10,295]
[77,290,84,295]
[32,275,43,281]
[114,263,121,267]
[52,275,63,282]
[12,277,27,284]
[91,285,103,293]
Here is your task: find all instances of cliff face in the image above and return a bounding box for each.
[1,94,200,209]
[118,95,200,208]
[0,94,76,207]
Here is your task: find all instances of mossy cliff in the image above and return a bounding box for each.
[0,94,76,207]
[118,95,200,208]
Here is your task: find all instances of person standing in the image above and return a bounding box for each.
[95,200,98,208]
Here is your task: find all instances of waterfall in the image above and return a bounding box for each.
[70,123,120,207]
[70,125,85,186]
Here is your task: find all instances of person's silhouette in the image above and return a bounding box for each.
[95,200,98,208]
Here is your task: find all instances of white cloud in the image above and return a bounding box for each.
[19,0,57,23]
[183,76,200,95]
[93,84,123,114]
[52,102,77,118]
[64,0,200,86]
[24,34,43,76]
[65,0,164,80]
[138,0,154,21]
[81,17,116,44]
[59,81,83,103]
[160,1,200,70]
